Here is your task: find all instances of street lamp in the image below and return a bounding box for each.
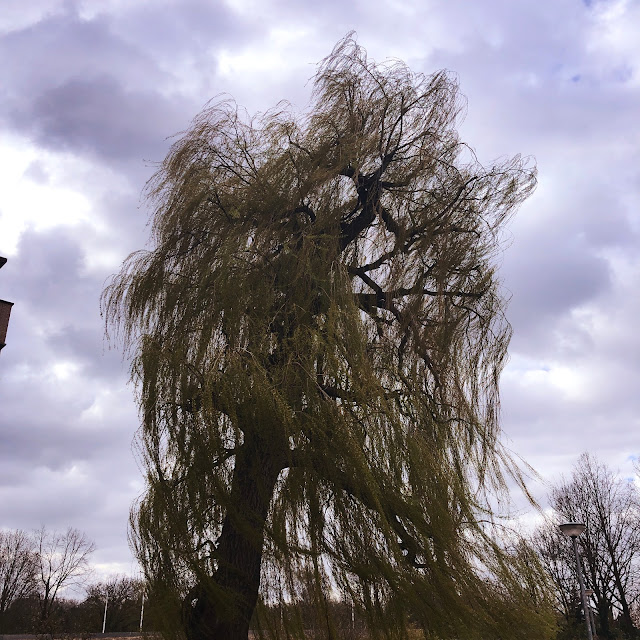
[560,522,593,640]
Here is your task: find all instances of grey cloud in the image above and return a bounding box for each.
[1,226,133,385]
[0,461,138,569]
[0,379,138,544]
[504,231,611,348]
[0,227,135,481]
[44,324,130,383]
[0,404,123,475]
[7,228,96,318]
[0,8,200,168]
[112,0,260,55]
[502,371,640,486]
[0,10,165,99]
[9,74,190,164]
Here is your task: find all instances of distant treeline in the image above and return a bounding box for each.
[0,572,160,635]
[0,527,163,635]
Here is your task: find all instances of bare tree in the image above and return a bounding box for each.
[35,526,95,627]
[532,521,577,625]
[0,530,37,630]
[535,454,640,639]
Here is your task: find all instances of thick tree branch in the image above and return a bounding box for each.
[356,287,485,312]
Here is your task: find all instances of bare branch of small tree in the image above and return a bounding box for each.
[34,526,95,626]
[0,530,37,631]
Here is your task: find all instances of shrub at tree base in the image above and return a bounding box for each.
[103,35,555,640]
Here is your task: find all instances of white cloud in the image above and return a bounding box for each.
[0,141,90,254]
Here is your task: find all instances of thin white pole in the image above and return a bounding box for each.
[102,590,109,634]
[571,536,593,640]
[139,591,145,632]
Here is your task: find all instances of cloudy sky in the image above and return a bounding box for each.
[1,0,639,584]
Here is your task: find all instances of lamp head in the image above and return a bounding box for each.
[559,522,586,538]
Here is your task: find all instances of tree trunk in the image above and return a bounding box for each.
[184,430,282,640]
[607,545,635,633]
[597,600,610,639]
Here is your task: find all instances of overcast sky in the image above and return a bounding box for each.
[1,0,639,585]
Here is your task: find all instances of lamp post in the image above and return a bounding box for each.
[102,589,108,634]
[560,522,592,640]
[584,588,596,638]
[139,589,145,632]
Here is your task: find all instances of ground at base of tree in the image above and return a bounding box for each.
[0,634,160,640]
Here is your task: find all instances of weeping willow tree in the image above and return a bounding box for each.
[103,36,555,640]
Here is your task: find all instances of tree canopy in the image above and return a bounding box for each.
[103,36,553,640]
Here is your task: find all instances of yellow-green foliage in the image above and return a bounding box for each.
[103,35,554,640]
